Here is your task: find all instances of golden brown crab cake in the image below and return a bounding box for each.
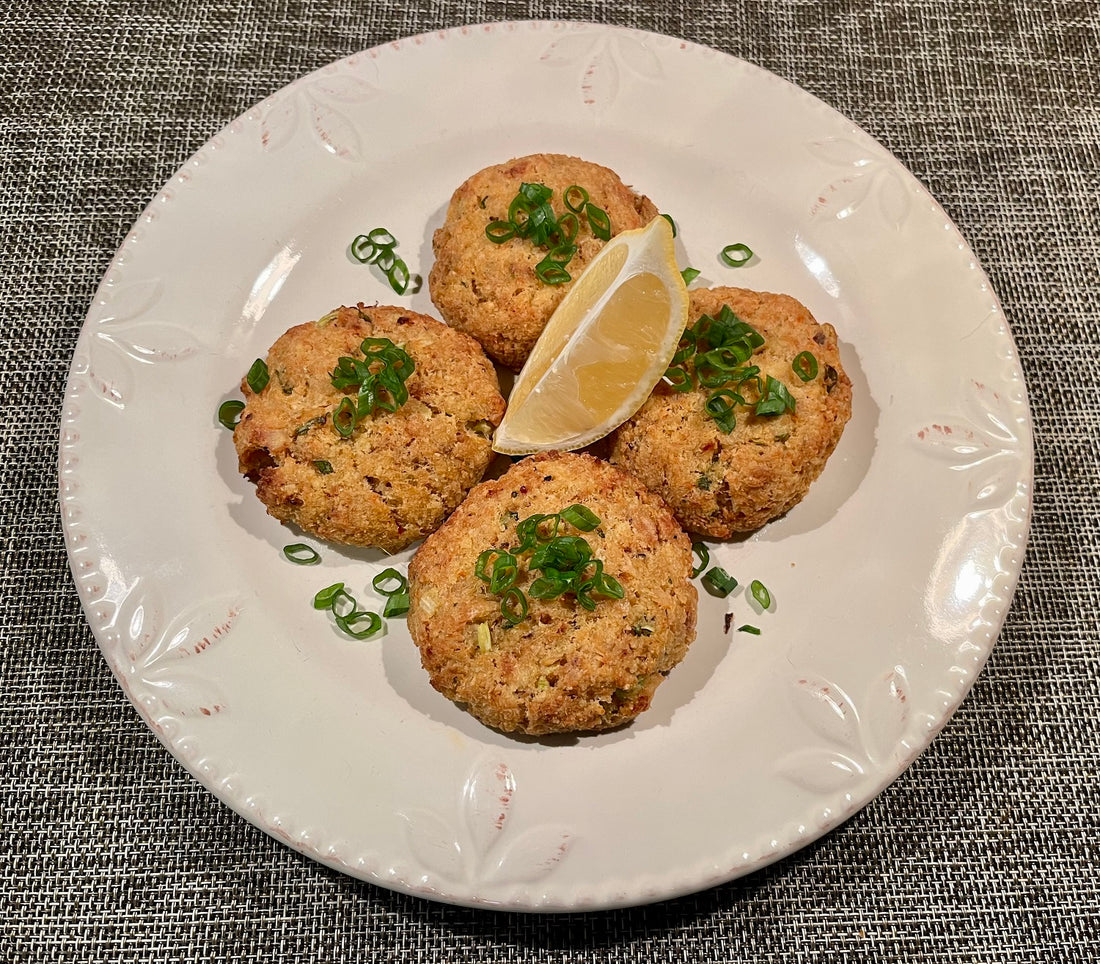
[428,153,660,370]
[408,452,697,735]
[233,304,505,552]
[608,287,852,537]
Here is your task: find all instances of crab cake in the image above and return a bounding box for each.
[428,153,660,370]
[609,287,852,537]
[233,304,505,552]
[408,452,697,735]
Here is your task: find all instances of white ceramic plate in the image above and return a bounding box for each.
[60,22,1033,911]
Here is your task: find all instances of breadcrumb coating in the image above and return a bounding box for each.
[408,452,697,734]
[429,153,659,370]
[609,287,852,536]
[233,305,505,552]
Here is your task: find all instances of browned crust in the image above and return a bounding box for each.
[428,153,660,370]
[407,452,698,734]
[608,287,852,536]
[233,305,505,552]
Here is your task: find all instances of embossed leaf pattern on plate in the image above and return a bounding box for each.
[402,755,573,887]
[258,63,378,161]
[914,373,1025,516]
[77,279,209,407]
[776,668,911,794]
[107,581,243,718]
[807,137,911,227]
[540,29,663,112]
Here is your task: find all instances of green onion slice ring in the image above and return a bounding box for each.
[690,542,710,579]
[372,567,408,596]
[792,350,819,382]
[701,567,738,598]
[500,588,528,625]
[283,543,321,565]
[333,397,357,437]
[246,358,270,393]
[720,243,753,267]
[336,609,383,639]
[313,582,346,610]
[750,579,772,609]
[585,203,612,241]
[563,184,589,213]
[367,227,396,247]
[383,594,410,618]
[485,220,516,243]
[217,399,245,430]
[560,504,601,531]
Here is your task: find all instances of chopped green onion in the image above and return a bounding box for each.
[557,211,580,244]
[663,365,693,392]
[313,582,346,610]
[585,203,612,241]
[535,257,571,285]
[336,609,383,639]
[662,303,790,430]
[750,579,772,609]
[486,183,611,285]
[560,504,601,531]
[701,567,738,598]
[246,358,270,393]
[350,234,374,262]
[660,213,677,237]
[529,573,567,600]
[477,505,622,626]
[704,389,741,434]
[680,267,700,286]
[500,587,528,625]
[690,542,710,578]
[793,351,819,382]
[333,397,357,437]
[754,376,797,417]
[329,587,357,618]
[383,593,410,618]
[367,227,396,247]
[738,624,761,635]
[312,459,334,474]
[350,228,419,295]
[475,548,501,582]
[372,567,408,596]
[720,243,753,267]
[597,571,624,599]
[330,337,414,435]
[283,543,320,565]
[485,220,516,243]
[563,184,589,213]
[488,556,520,594]
[387,258,411,294]
[217,399,245,430]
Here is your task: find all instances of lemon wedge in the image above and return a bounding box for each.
[492,216,689,455]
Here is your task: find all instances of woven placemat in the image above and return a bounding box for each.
[3,1,1097,960]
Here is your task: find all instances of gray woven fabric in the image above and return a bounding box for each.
[3,0,1098,960]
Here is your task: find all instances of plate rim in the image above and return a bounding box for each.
[59,19,1035,911]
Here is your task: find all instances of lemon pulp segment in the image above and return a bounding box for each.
[507,243,629,413]
[492,216,687,454]
[502,271,671,443]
